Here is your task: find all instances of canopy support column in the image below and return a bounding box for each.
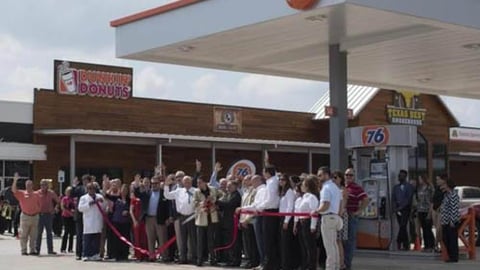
[69,136,76,185]
[328,44,348,171]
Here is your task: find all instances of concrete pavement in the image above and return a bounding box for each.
[0,234,478,270]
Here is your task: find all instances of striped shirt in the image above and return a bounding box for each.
[440,190,460,226]
[345,182,367,213]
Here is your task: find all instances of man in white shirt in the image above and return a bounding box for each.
[238,174,265,269]
[258,165,281,270]
[171,171,185,261]
[315,167,343,270]
[164,174,197,264]
[78,183,105,261]
[238,175,259,269]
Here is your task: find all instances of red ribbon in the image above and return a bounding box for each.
[95,202,176,258]
[213,210,317,252]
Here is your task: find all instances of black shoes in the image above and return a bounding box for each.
[29,252,39,256]
[21,252,28,256]
[177,259,188,264]
[227,261,241,267]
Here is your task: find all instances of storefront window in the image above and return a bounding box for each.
[408,133,428,180]
[432,144,447,177]
[1,160,32,189]
[4,161,31,177]
[62,167,123,183]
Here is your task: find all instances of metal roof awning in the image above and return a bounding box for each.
[0,142,46,161]
[310,84,378,119]
[112,0,480,99]
[35,129,330,154]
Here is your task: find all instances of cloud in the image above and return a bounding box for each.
[0,34,23,61]
[441,96,480,127]
[233,74,327,111]
[134,66,175,98]
[0,34,121,102]
[191,73,226,101]
[0,0,175,51]
[8,66,49,90]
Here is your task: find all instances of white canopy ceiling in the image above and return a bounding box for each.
[112,0,480,98]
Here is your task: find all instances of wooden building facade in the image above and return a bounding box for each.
[31,84,480,188]
[33,89,330,186]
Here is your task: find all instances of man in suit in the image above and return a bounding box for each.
[392,170,414,251]
[134,176,172,261]
[217,180,242,267]
[71,175,91,260]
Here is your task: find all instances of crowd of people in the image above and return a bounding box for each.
[393,171,461,262]
[1,157,462,269]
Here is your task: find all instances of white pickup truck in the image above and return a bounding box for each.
[454,186,480,246]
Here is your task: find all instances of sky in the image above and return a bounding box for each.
[1,0,480,127]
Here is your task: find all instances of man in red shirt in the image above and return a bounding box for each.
[35,179,60,255]
[12,173,41,255]
[344,168,368,270]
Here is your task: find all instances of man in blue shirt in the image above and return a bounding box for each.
[392,170,414,251]
[134,176,172,261]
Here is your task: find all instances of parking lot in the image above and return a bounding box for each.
[1,234,478,270]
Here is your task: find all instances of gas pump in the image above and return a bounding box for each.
[345,125,417,250]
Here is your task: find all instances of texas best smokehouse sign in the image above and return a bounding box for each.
[54,60,133,100]
[386,91,426,126]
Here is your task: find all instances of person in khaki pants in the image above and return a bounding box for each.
[133,176,172,261]
[12,173,41,255]
[315,167,343,270]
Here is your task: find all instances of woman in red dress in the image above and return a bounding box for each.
[130,177,149,260]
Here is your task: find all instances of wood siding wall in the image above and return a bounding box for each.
[33,88,469,188]
[33,89,331,189]
[356,90,457,179]
[33,89,328,142]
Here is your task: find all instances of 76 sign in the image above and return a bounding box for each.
[361,126,390,146]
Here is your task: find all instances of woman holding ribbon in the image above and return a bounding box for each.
[106,183,131,261]
[279,174,298,270]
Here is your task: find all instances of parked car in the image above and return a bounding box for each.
[454,186,480,246]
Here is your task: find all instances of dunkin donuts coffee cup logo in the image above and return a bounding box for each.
[58,62,77,94]
[55,60,133,100]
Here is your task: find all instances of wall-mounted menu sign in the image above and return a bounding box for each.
[54,60,133,100]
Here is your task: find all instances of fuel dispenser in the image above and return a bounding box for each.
[345,125,417,250]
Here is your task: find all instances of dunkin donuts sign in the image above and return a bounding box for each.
[54,60,133,99]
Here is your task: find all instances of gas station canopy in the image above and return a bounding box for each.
[111,0,480,98]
